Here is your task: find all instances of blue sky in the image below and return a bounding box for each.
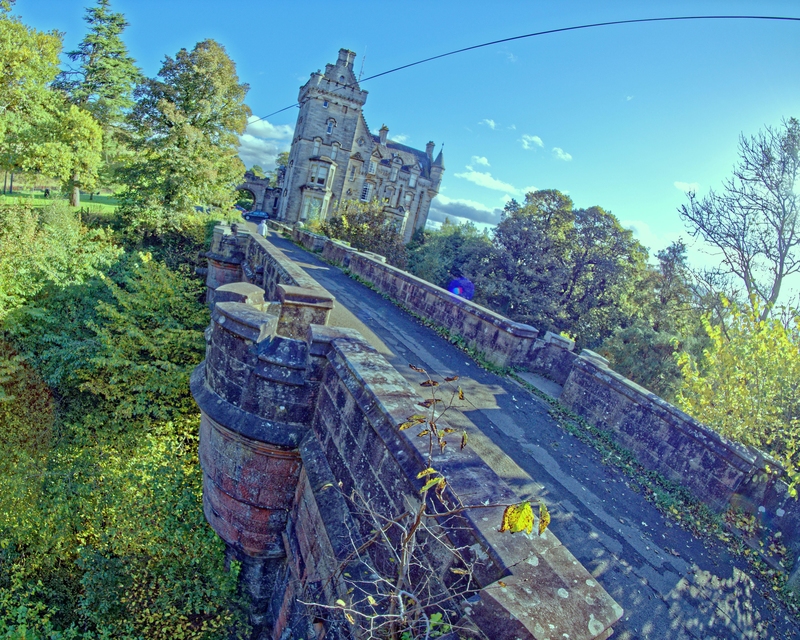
[16,0,800,265]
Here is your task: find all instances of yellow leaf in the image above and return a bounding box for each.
[336,599,346,607]
[417,429,430,437]
[445,375,459,382]
[440,439,447,452]
[416,467,437,479]
[408,414,427,422]
[436,477,447,497]
[498,580,507,587]
[420,477,442,493]
[367,595,377,606]
[345,612,355,624]
[460,431,468,451]
[500,501,534,535]
[442,427,457,434]
[539,501,550,536]
[458,386,464,400]
[450,568,469,575]
[398,421,415,430]
[409,364,426,373]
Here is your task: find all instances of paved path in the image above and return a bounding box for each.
[267,230,800,640]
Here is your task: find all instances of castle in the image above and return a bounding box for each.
[274,48,444,243]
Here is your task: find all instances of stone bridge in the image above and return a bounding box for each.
[194,222,800,639]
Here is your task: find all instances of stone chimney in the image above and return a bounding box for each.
[379,124,389,145]
[426,141,435,161]
[337,48,356,68]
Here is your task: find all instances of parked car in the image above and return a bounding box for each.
[241,210,270,222]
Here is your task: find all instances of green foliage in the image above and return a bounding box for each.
[0,202,120,318]
[82,252,208,422]
[118,39,250,235]
[53,0,140,128]
[601,240,709,399]
[322,198,408,268]
[676,300,800,494]
[407,218,492,290]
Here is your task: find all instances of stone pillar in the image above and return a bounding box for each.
[205,224,248,306]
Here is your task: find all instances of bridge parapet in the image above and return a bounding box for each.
[196,229,624,638]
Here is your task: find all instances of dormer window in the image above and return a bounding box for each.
[323,100,329,108]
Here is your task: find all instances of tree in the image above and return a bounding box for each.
[53,0,139,127]
[679,118,800,318]
[601,240,709,398]
[321,198,408,268]
[483,190,648,348]
[248,164,265,178]
[119,39,251,234]
[407,218,493,290]
[267,150,289,185]
[676,300,800,494]
[0,2,62,177]
[53,0,140,189]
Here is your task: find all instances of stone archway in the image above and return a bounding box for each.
[235,187,257,211]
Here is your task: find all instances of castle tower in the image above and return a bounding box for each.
[278,49,368,223]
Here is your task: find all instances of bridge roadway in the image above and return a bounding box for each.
[262,228,800,640]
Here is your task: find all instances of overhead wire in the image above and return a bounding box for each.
[250,14,800,124]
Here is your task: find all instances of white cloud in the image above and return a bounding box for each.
[238,116,294,170]
[392,133,409,144]
[454,165,536,198]
[552,147,572,161]
[454,167,519,193]
[471,155,490,167]
[626,95,634,101]
[520,134,543,150]
[479,118,497,130]
[674,181,700,194]
[429,194,504,226]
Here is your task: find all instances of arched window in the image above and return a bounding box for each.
[326,119,335,135]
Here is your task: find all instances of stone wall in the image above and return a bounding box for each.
[196,225,623,638]
[271,223,800,563]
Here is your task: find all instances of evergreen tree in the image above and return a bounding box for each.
[54,0,140,129]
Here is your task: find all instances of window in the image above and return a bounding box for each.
[302,195,323,220]
[326,120,334,134]
[360,183,372,202]
[312,139,321,156]
[322,100,329,108]
[368,160,377,174]
[409,173,417,188]
[349,165,356,181]
[309,164,328,186]
[331,143,339,161]
[390,166,398,181]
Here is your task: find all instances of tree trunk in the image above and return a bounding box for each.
[9,172,13,193]
[71,179,80,207]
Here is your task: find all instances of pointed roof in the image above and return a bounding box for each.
[433,147,445,170]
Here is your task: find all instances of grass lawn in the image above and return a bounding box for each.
[0,188,118,213]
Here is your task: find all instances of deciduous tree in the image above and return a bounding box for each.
[676,300,800,494]
[482,190,648,347]
[679,118,800,317]
[119,39,250,234]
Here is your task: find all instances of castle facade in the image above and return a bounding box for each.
[276,49,444,243]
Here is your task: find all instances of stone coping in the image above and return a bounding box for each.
[569,353,759,472]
